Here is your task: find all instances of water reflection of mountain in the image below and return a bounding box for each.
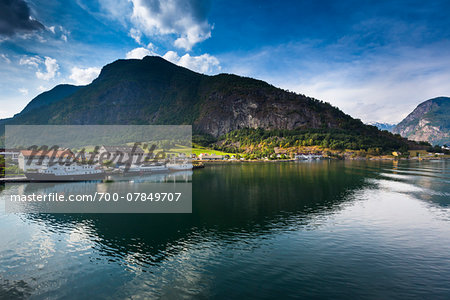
[23,162,375,269]
[19,171,193,195]
[108,171,192,183]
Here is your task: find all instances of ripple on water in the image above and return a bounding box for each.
[0,161,449,298]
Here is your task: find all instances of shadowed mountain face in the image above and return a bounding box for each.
[3,56,363,137]
[393,97,450,146]
[0,85,79,126]
[19,84,82,115]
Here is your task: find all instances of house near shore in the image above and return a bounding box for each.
[18,150,74,172]
[198,153,224,161]
[0,149,21,162]
[273,147,288,154]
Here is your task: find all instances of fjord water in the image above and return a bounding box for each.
[1,161,449,299]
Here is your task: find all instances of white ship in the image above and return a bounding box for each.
[119,164,169,174]
[166,162,193,171]
[140,164,169,173]
[25,164,105,182]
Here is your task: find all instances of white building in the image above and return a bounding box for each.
[18,150,74,172]
[198,153,224,161]
[0,149,20,162]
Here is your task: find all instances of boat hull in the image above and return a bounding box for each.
[167,163,193,171]
[121,168,169,175]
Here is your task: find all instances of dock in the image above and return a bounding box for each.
[0,177,28,183]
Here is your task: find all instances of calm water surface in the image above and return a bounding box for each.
[1,160,449,299]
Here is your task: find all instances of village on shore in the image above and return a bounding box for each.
[2,144,449,175]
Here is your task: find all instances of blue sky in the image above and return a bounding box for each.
[1,0,450,123]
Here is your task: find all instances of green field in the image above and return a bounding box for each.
[70,143,233,158]
[167,144,234,157]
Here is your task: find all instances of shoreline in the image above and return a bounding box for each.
[194,156,450,163]
[1,156,448,181]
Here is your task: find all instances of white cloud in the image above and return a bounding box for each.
[173,24,211,50]
[126,47,155,59]
[147,42,156,51]
[162,51,220,74]
[1,54,11,63]
[129,28,142,45]
[19,56,41,68]
[47,25,70,42]
[124,47,220,73]
[36,57,59,80]
[129,0,212,50]
[19,55,59,80]
[18,88,28,96]
[37,85,48,93]
[69,67,101,85]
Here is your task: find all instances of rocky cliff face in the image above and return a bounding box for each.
[193,78,345,137]
[393,97,450,145]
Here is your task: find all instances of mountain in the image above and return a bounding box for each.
[1,56,415,151]
[368,122,396,132]
[392,97,450,146]
[8,57,351,136]
[19,84,81,115]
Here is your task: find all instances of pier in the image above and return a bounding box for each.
[0,177,28,183]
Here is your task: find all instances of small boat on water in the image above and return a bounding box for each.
[25,164,105,182]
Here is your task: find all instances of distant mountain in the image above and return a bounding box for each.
[368,122,396,132]
[392,97,450,146]
[1,56,415,151]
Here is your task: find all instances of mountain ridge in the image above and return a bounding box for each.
[1,56,419,152]
[392,97,450,145]
[5,56,352,136]
[19,84,82,116]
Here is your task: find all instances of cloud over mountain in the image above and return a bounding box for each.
[69,67,101,85]
[162,51,219,73]
[129,0,212,50]
[19,55,59,80]
[126,47,155,59]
